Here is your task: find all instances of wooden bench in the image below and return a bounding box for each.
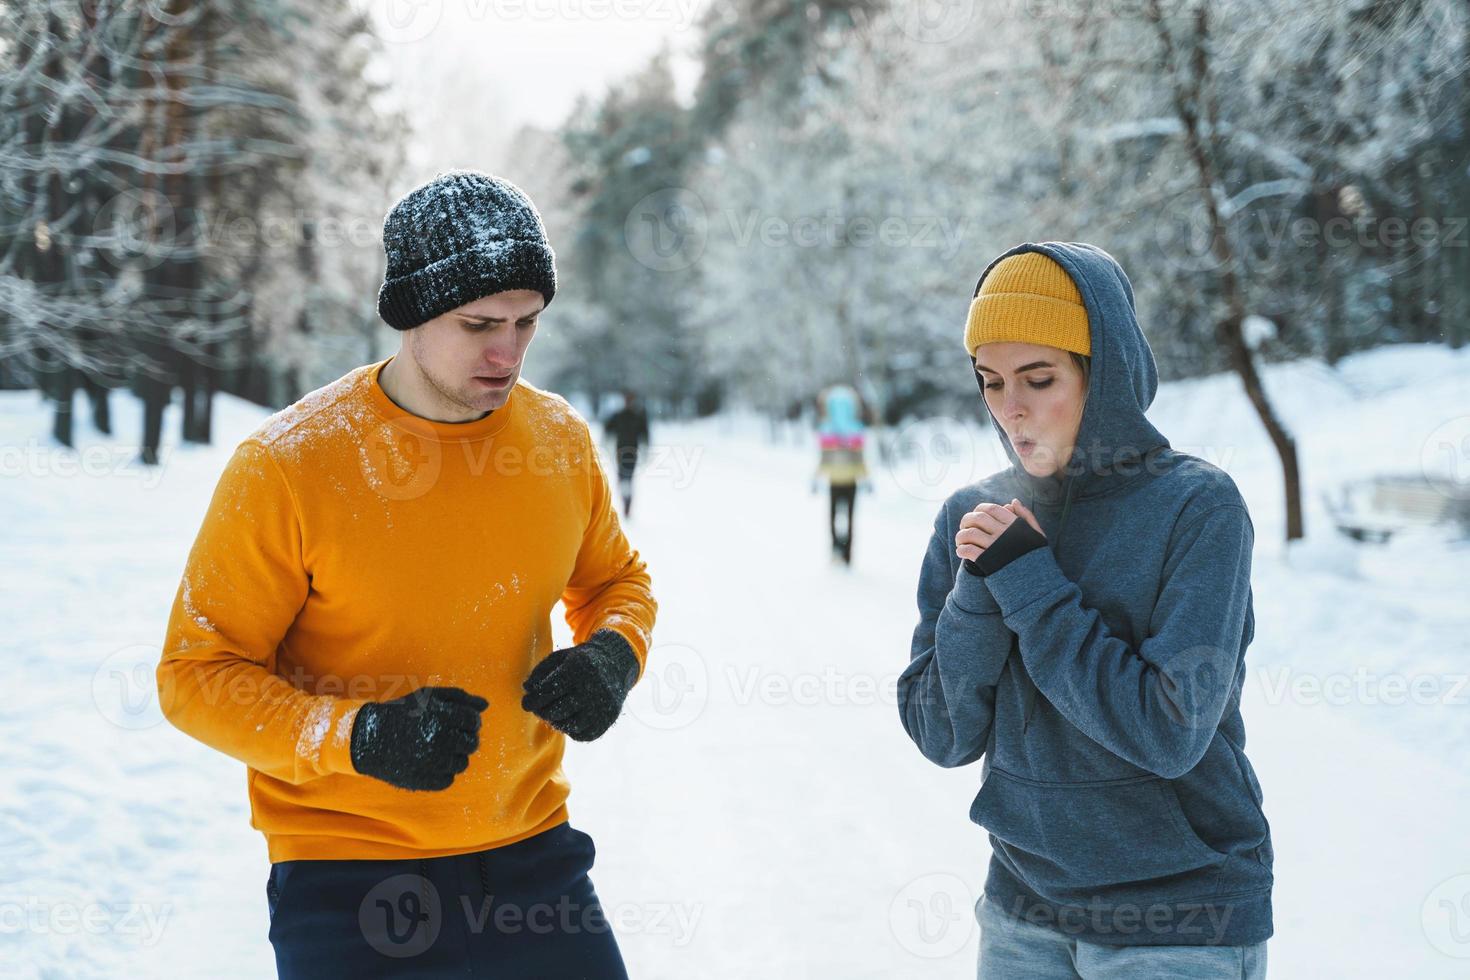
[1323,474,1470,543]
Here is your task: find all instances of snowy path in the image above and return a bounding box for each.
[4,344,1470,977]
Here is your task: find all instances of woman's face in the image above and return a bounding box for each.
[974,341,1088,478]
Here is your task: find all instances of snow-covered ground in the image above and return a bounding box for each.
[4,342,1469,978]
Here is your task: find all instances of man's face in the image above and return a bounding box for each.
[406,290,544,417]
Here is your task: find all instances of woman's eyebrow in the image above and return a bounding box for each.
[976,360,1055,374]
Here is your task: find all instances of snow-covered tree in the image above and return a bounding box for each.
[0,0,405,459]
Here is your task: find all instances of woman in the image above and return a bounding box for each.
[897,243,1273,978]
[814,384,869,565]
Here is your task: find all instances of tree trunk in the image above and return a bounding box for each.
[140,383,168,466]
[1150,0,1304,540]
[84,371,111,435]
[50,363,76,448]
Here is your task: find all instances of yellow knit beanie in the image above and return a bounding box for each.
[964,251,1091,358]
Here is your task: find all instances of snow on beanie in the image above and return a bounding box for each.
[963,250,1090,358]
[376,170,557,330]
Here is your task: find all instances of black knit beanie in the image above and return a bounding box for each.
[376,170,557,331]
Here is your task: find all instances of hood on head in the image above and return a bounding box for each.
[970,242,1170,522]
[820,385,865,438]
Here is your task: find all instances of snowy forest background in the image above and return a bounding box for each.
[4,0,1468,483]
[6,2,1470,976]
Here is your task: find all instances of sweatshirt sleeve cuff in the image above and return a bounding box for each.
[316,698,368,777]
[980,543,1068,616]
[949,560,1003,615]
[592,623,648,680]
[588,628,643,688]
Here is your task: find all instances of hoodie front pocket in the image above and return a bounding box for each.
[971,767,1227,898]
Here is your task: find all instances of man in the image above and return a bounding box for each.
[158,170,656,977]
[602,390,650,518]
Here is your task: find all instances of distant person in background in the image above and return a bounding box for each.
[815,384,869,565]
[603,390,650,518]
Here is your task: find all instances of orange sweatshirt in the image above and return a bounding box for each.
[158,357,656,862]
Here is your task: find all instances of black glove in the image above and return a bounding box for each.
[963,515,1048,578]
[520,630,640,742]
[349,686,488,791]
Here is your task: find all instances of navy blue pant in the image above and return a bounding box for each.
[829,483,856,563]
[266,822,628,978]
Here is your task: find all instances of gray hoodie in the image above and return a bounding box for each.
[897,242,1273,947]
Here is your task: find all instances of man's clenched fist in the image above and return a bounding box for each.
[349,686,488,791]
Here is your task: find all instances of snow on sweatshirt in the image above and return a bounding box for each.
[157,357,656,862]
